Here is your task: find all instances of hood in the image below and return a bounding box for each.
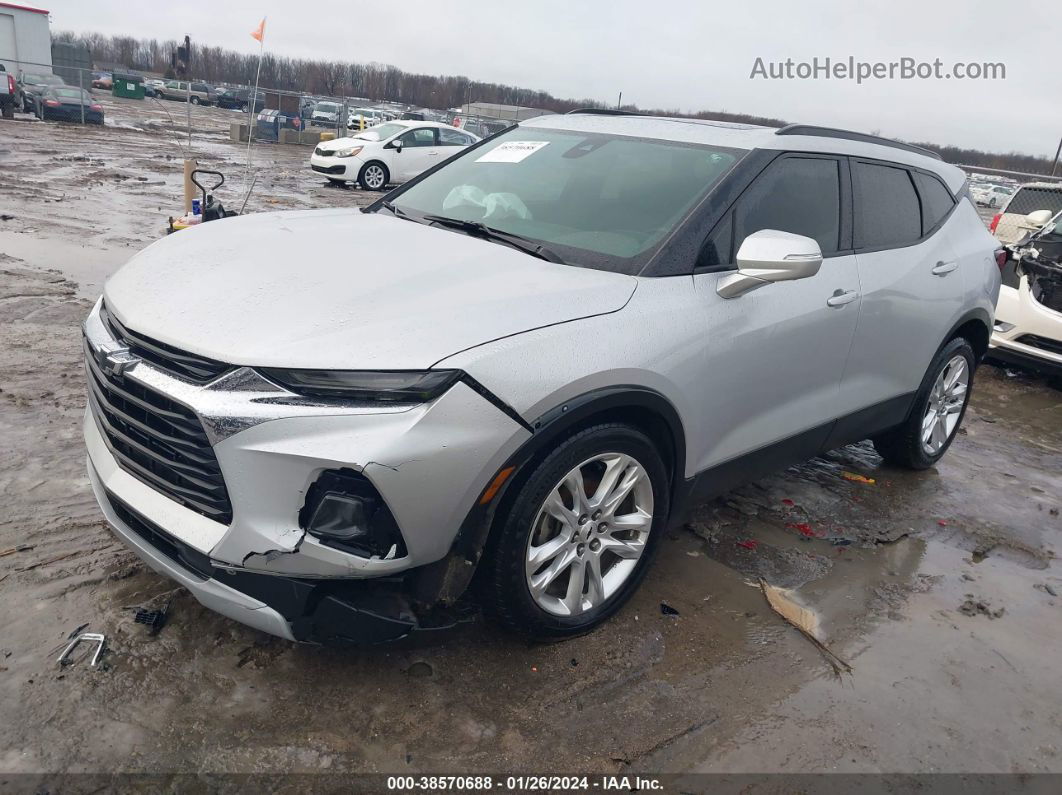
[317,136,361,152]
[103,209,637,370]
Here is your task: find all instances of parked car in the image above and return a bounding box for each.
[17,71,66,115]
[0,64,15,120]
[217,88,264,112]
[990,209,1062,375]
[310,119,480,189]
[143,78,167,98]
[84,114,1000,644]
[990,182,1062,246]
[970,183,1014,208]
[159,80,215,105]
[346,108,390,130]
[35,86,103,124]
[91,71,112,90]
[310,100,343,127]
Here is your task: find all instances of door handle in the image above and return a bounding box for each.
[427,150,440,156]
[826,289,859,308]
[931,260,958,276]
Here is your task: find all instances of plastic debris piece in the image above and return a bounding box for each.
[57,633,106,668]
[841,471,876,484]
[660,602,680,616]
[937,520,949,527]
[787,522,816,538]
[829,538,853,546]
[736,539,759,550]
[133,608,168,635]
[781,498,795,506]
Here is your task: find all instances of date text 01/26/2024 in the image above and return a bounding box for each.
[385,775,664,791]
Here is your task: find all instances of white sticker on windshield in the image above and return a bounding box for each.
[476,141,549,163]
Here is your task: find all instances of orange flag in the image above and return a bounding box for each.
[251,18,266,43]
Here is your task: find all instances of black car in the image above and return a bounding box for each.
[36,86,104,124]
[216,88,264,112]
[17,71,66,114]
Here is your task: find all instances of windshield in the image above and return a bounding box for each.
[388,126,743,273]
[316,103,339,113]
[53,88,90,101]
[356,122,404,140]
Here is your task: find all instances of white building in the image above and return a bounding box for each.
[0,2,51,75]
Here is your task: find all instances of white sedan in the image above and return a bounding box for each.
[309,120,480,190]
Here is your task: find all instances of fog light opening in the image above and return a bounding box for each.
[300,469,407,560]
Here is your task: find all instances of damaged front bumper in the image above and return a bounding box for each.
[82,300,530,642]
[991,254,1062,375]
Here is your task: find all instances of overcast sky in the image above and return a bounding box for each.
[40,0,1059,157]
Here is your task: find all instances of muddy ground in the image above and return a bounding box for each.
[1,97,1061,779]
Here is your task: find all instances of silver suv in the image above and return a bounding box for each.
[83,112,1001,643]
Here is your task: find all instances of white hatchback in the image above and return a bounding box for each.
[309,120,480,191]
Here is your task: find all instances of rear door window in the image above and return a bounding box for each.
[853,162,922,249]
[732,156,841,256]
[912,172,956,232]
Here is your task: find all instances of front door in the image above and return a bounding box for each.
[395,127,439,181]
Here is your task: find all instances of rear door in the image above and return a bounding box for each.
[437,126,476,162]
[690,153,863,470]
[844,160,961,414]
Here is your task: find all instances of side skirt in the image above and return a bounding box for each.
[672,392,915,523]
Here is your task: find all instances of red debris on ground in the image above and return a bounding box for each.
[736,539,759,550]
[938,520,948,527]
[781,498,795,506]
[786,522,816,538]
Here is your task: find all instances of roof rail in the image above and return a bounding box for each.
[565,108,645,116]
[775,124,942,160]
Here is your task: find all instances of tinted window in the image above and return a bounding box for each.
[853,162,922,248]
[400,128,436,147]
[438,127,473,146]
[733,157,841,255]
[1006,186,1062,216]
[913,172,955,231]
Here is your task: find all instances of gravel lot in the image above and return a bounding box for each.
[1,96,1060,780]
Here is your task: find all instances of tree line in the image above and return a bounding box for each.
[53,30,1056,175]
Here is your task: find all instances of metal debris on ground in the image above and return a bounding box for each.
[660,602,680,616]
[0,544,34,557]
[57,633,106,668]
[758,578,852,679]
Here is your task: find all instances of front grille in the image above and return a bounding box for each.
[85,338,233,524]
[1017,334,1062,356]
[106,491,214,579]
[312,163,344,174]
[100,303,230,384]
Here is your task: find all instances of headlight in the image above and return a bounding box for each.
[335,146,363,158]
[259,368,462,402]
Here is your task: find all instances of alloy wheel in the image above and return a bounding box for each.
[525,453,654,617]
[363,165,386,189]
[921,354,968,455]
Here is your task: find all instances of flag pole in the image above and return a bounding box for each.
[245,18,266,179]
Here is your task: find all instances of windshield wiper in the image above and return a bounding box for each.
[419,213,565,264]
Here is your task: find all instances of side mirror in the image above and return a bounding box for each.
[391,138,403,152]
[1021,209,1053,230]
[717,230,823,299]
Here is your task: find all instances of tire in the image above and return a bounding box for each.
[479,423,670,639]
[989,198,997,208]
[190,96,200,105]
[327,178,345,187]
[357,161,389,191]
[872,337,976,469]
[1,102,12,120]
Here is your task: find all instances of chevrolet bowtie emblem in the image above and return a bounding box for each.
[96,341,140,378]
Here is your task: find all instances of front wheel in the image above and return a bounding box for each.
[357,161,389,191]
[873,337,975,469]
[479,423,669,639]
[190,96,200,105]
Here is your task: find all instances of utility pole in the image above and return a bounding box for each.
[1052,135,1061,177]
[617,91,622,110]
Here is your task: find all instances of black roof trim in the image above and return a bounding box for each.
[564,108,646,116]
[775,124,942,160]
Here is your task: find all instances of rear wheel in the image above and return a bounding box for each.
[190,96,200,105]
[1,101,12,120]
[479,423,669,639]
[873,337,975,469]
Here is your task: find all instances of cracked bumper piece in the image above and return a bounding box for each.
[82,300,530,642]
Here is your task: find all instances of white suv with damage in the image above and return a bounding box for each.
[84,112,1001,644]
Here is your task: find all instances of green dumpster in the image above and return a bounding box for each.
[112,73,145,100]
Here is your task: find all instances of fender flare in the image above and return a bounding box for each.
[408,385,687,607]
